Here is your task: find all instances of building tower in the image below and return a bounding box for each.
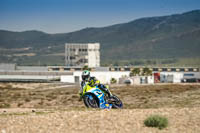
[65,43,100,67]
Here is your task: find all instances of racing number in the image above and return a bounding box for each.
[95,91,102,95]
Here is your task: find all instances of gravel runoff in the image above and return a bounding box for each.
[0,107,200,133]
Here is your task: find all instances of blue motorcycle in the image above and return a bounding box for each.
[82,85,123,109]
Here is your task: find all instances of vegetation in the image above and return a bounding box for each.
[130,68,140,76]
[142,67,152,76]
[0,112,29,117]
[0,103,10,108]
[110,78,117,84]
[102,58,200,67]
[83,65,91,71]
[1,83,200,109]
[130,67,152,77]
[144,115,168,130]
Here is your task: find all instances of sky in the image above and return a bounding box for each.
[0,0,200,33]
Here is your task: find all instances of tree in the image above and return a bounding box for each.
[142,67,152,76]
[83,65,91,71]
[130,68,140,77]
[110,78,117,84]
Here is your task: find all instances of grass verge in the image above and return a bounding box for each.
[144,115,168,130]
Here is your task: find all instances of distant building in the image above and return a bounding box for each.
[65,43,100,67]
[0,63,16,71]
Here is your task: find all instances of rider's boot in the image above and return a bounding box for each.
[107,89,113,98]
[99,84,112,98]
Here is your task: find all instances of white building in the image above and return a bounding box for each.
[160,72,184,83]
[118,76,154,85]
[0,63,16,71]
[65,43,100,68]
[61,71,130,84]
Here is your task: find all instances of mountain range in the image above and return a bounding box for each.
[0,10,200,66]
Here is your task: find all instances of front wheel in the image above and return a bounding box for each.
[83,94,99,108]
[109,95,123,109]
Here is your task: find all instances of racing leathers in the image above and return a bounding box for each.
[79,76,112,99]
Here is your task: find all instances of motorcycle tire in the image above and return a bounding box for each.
[83,94,99,108]
[110,95,123,109]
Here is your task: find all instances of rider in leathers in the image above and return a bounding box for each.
[79,70,112,99]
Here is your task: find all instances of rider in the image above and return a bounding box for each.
[79,70,112,99]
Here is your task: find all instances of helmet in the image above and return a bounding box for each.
[82,70,90,81]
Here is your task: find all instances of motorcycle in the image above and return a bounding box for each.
[82,85,123,109]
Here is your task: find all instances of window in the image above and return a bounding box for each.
[70,56,75,60]
[64,68,70,70]
[124,68,130,71]
[171,68,176,72]
[162,68,167,72]
[85,59,88,63]
[69,48,76,51]
[75,68,82,71]
[184,73,194,76]
[188,68,193,72]
[79,59,88,63]
[153,68,158,71]
[52,68,59,71]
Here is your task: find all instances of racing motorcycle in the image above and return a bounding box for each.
[82,85,123,109]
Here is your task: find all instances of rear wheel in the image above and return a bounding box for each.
[83,94,99,108]
[109,95,123,109]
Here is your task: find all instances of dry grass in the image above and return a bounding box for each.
[113,84,200,109]
[0,83,82,109]
[0,108,200,133]
[0,83,200,109]
[0,83,200,132]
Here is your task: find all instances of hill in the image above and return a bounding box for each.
[0,10,200,66]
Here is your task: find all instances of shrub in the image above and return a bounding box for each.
[17,103,23,107]
[0,103,11,108]
[83,65,91,71]
[110,78,117,84]
[25,98,31,102]
[130,68,140,77]
[144,115,168,130]
[142,67,152,76]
